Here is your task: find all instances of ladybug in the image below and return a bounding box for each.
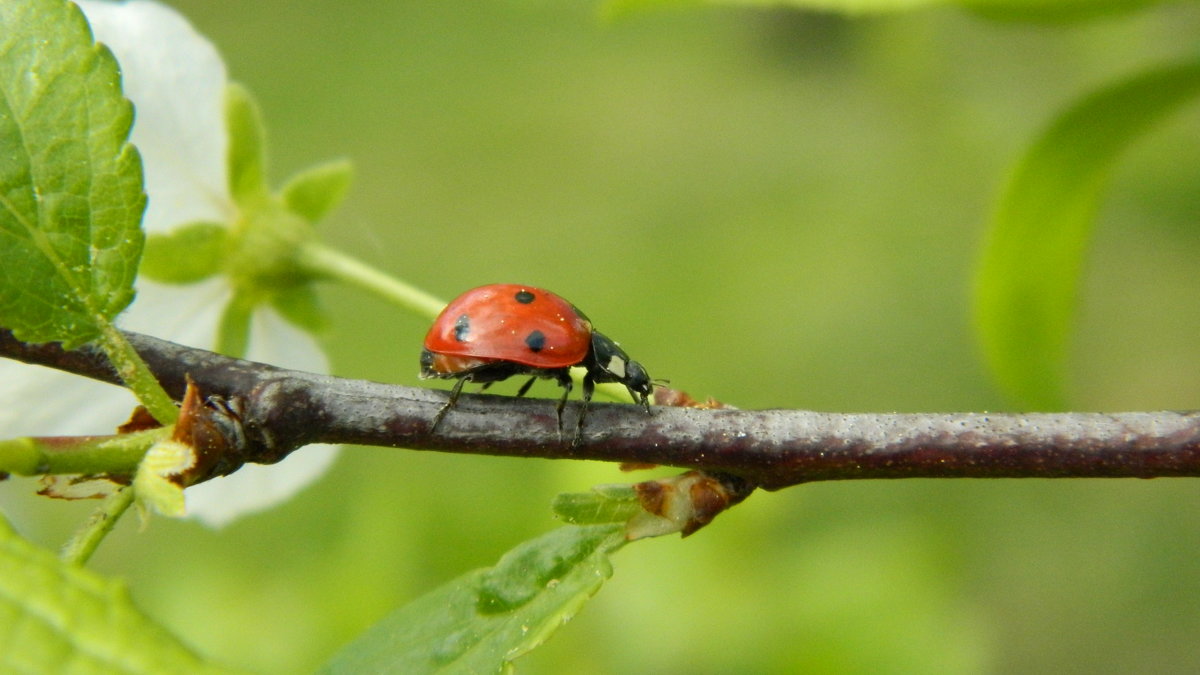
[420,283,653,442]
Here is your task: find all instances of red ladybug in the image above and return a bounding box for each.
[420,283,653,441]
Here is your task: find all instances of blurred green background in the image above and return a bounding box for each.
[8,1,1200,673]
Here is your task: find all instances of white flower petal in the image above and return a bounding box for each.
[77,0,231,230]
[245,305,331,373]
[119,278,232,348]
[184,444,340,529]
[0,364,136,437]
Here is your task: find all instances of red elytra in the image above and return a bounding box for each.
[420,284,653,443]
[422,283,592,372]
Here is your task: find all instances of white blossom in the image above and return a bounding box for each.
[0,0,338,527]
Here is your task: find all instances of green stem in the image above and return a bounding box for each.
[96,318,179,425]
[295,241,446,318]
[61,486,136,565]
[0,428,167,476]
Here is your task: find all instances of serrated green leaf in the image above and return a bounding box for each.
[282,159,354,223]
[974,60,1200,409]
[270,284,328,334]
[320,525,625,674]
[0,0,146,348]
[141,221,229,283]
[0,514,238,674]
[225,83,267,204]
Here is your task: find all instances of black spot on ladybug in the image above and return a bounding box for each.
[525,330,546,352]
[514,290,535,304]
[453,314,471,342]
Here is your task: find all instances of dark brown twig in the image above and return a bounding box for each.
[3,328,1200,490]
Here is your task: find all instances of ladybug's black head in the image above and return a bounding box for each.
[587,332,653,411]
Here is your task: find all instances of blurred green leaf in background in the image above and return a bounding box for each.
[975,60,1200,410]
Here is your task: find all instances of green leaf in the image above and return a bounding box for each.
[0,514,238,674]
[552,484,642,525]
[141,222,229,284]
[282,159,354,223]
[225,83,268,204]
[974,60,1200,409]
[320,525,626,674]
[0,0,146,348]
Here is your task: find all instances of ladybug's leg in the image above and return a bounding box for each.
[635,388,652,414]
[572,374,596,448]
[430,377,469,432]
[516,377,538,398]
[552,372,573,443]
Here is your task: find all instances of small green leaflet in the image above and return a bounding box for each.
[552,483,643,525]
[974,59,1200,409]
[282,159,354,224]
[0,0,146,348]
[0,514,239,674]
[320,525,626,674]
[224,83,268,205]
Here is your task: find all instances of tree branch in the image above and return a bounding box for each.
[4,329,1200,490]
